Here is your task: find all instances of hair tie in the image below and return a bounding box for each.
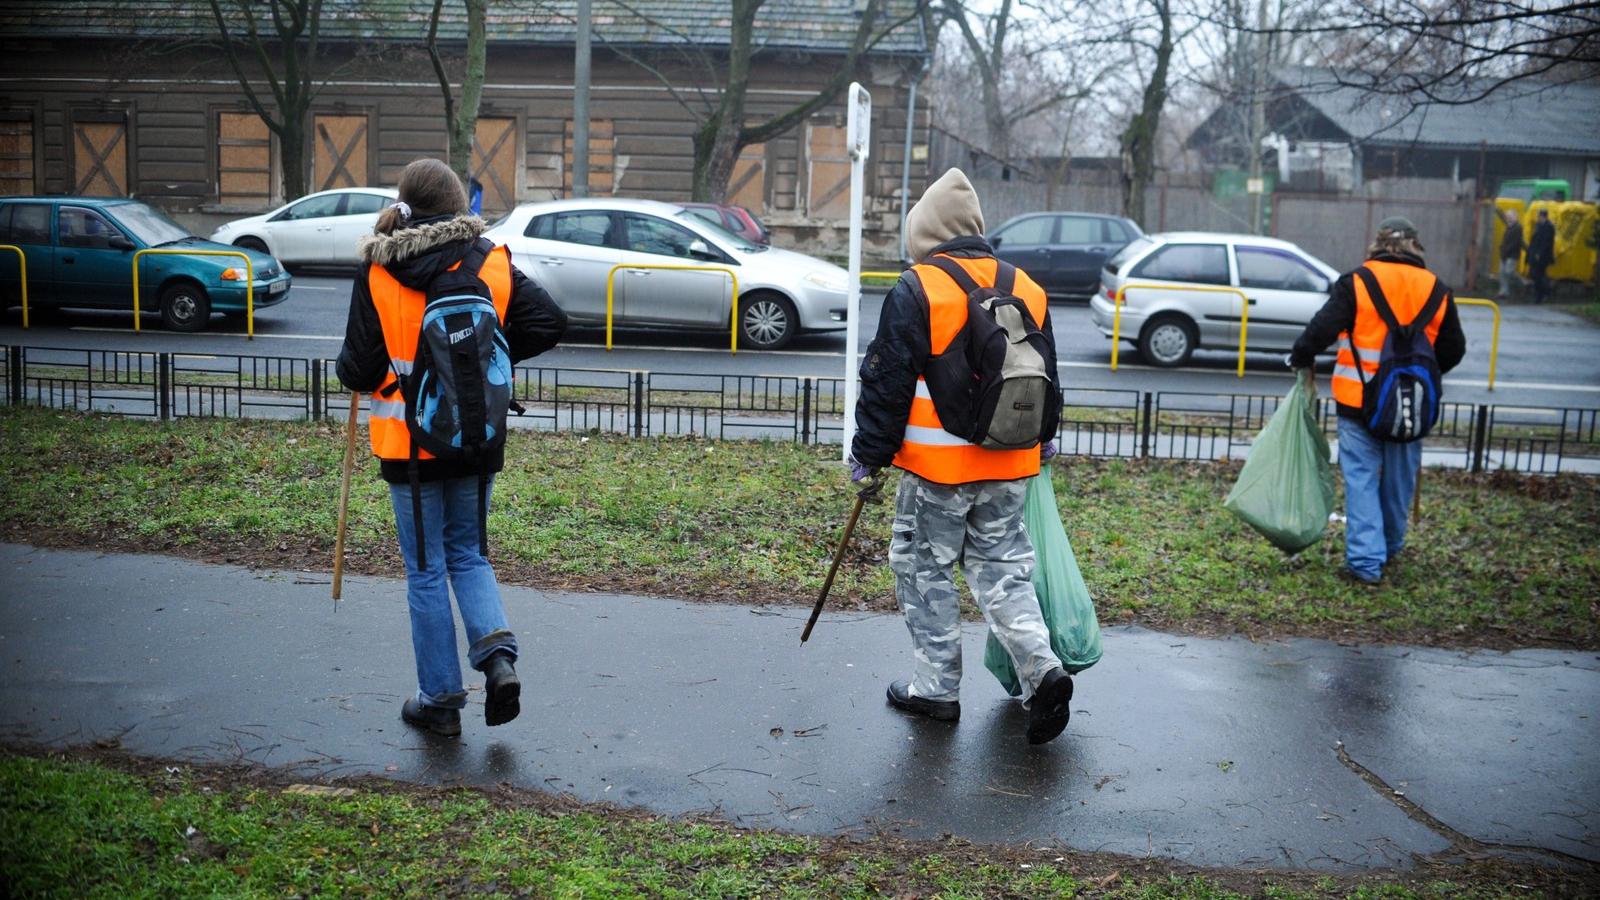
[391,201,412,221]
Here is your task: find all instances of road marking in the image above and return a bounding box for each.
[1054,360,1600,394]
[293,285,342,292]
[72,327,340,341]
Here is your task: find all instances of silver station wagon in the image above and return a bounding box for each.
[1090,233,1341,367]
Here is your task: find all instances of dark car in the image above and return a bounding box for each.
[988,212,1143,299]
[679,202,771,246]
[0,197,291,331]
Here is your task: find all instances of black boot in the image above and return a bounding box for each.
[1026,668,1073,745]
[886,680,960,722]
[401,697,461,738]
[483,652,521,727]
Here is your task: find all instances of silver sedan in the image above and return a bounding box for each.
[485,198,850,350]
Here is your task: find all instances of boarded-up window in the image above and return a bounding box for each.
[472,117,519,215]
[805,124,850,219]
[0,114,33,196]
[727,143,766,211]
[313,114,368,190]
[218,112,273,207]
[73,118,129,196]
[564,119,614,197]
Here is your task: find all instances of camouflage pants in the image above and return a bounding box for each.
[888,472,1061,704]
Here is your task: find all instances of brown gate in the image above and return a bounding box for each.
[73,119,128,196]
[805,124,850,219]
[728,143,766,211]
[313,114,368,190]
[0,114,34,196]
[472,117,519,215]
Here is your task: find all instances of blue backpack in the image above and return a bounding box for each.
[1350,266,1448,443]
[391,238,517,567]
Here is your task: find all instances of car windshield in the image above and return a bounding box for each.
[113,202,192,246]
[1106,237,1153,274]
[676,209,763,253]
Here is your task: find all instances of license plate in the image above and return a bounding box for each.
[268,280,288,295]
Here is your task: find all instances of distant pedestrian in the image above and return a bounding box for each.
[1288,217,1466,585]
[1496,208,1523,301]
[336,157,567,737]
[1527,209,1557,303]
[849,168,1074,745]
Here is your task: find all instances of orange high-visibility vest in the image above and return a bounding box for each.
[892,254,1051,485]
[1331,259,1447,411]
[367,245,514,460]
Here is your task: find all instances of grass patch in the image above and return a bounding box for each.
[0,750,1578,899]
[0,406,1596,648]
[1555,301,1600,326]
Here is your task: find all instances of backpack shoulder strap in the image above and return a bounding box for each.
[457,237,493,279]
[1353,266,1405,335]
[926,255,981,296]
[994,260,1017,295]
[1411,279,1449,340]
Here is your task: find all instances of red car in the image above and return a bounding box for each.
[678,202,771,246]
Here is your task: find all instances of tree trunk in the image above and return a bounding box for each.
[279,116,308,199]
[1119,0,1173,226]
[448,0,489,185]
[690,0,758,202]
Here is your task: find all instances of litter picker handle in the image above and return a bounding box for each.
[332,391,359,604]
[801,473,882,644]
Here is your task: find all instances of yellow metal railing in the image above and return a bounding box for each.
[1455,297,1502,391]
[1112,282,1251,377]
[861,270,901,283]
[0,244,28,329]
[604,263,739,352]
[132,248,255,338]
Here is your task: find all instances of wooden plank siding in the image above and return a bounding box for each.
[0,111,36,195]
[0,47,929,254]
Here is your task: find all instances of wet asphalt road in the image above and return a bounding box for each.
[3,544,1595,872]
[2,272,1597,410]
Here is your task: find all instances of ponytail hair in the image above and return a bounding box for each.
[373,157,470,236]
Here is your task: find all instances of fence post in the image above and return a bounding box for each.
[157,352,171,421]
[801,378,813,444]
[1471,404,1489,473]
[310,361,323,421]
[633,371,645,438]
[1140,392,1154,458]
[8,346,21,406]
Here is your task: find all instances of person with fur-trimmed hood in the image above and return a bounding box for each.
[336,157,567,738]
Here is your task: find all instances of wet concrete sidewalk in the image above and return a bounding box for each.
[2,543,1596,872]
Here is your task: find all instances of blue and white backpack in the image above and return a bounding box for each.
[1351,266,1447,443]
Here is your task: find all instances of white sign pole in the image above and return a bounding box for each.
[843,83,871,461]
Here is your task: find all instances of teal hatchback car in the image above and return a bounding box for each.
[0,197,292,331]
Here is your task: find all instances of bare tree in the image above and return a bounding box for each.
[1118,0,1175,224]
[426,0,490,185]
[206,0,323,200]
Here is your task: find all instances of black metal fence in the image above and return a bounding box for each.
[5,344,1597,475]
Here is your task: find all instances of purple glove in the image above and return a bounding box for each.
[1041,440,1059,461]
[849,456,876,482]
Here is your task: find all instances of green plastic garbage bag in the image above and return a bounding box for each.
[984,472,1103,696]
[1223,371,1336,554]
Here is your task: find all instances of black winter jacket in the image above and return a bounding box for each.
[850,236,1059,469]
[1528,220,1556,267]
[1288,251,1466,419]
[335,215,568,483]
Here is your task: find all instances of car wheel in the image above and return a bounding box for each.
[159,282,212,333]
[739,292,797,350]
[233,236,269,255]
[1139,313,1196,367]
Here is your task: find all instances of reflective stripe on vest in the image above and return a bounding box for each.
[367,245,514,460]
[1330,260,1447,411]
[891,254,1050,485]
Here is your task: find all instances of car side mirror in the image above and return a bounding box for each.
[688,239,716,260]
[109,236,135,252]
[990,236,1003,249]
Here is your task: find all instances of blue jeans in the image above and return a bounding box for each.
[389,476,517,709]
[1337,417,1422,581]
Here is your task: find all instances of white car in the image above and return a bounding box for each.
[1090,232,1341,367]
[210,187,399,266]
[485,198,850,350]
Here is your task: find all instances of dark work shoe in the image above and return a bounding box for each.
[483,653,521,727]
[1026,668,1073,745]
[1340,566,1382,587]
[886,680,960,722]
[401,697,461,738]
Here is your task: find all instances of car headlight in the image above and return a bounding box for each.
[803,271,848,292]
